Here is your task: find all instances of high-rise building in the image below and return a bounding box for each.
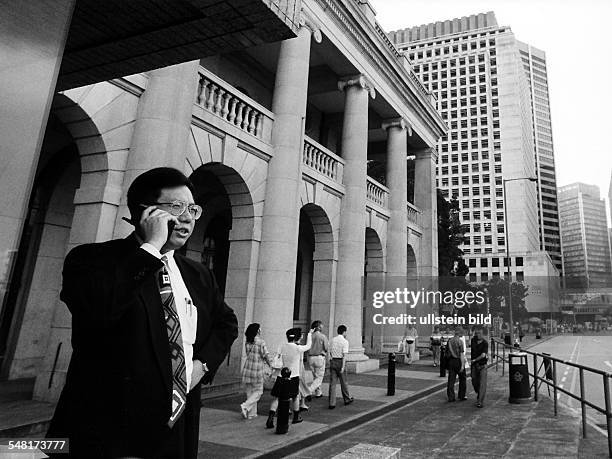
[389,12,557,285]
[517,41,563,274]
[558,183,612,287]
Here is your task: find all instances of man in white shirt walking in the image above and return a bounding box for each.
[328,325,354,409]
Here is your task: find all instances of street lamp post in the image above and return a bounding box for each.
[502,176,537,345]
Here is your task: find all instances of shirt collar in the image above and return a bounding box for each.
[132,232,175,267]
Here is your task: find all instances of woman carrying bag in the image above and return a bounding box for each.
[240,323,272,419]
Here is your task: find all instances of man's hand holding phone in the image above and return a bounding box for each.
[139,205,180,252]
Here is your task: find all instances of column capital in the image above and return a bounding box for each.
[338,75,376,99]
[300,9,322,43]
[381,117,413,136]
[413,146,438,161]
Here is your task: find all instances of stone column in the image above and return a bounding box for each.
[383,118,409,277]
[334,76,377,372]
[0,0,76,324]
[382,118,409,349]
[414,147,439,338]
[414,147,438,277]
[114,60,200,237]
[253,19,321,350]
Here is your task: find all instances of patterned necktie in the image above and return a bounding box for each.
[159,256,187,428]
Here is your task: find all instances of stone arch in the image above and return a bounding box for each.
[186,162,257,379]
[407,243,418,277]
[365,227,384,275]
[363,227,385,354]
[4,88,131,403]
[294,203,335,338]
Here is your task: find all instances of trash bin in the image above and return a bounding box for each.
[535,329,541,339]
[508,352,531,404]
[504,332,511,345]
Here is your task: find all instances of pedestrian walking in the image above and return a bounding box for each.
[402,324,418,364]
[307,320,328,398]
[470,327,489,408]
[430,326,442,367]
[446,327,467,402]
[328,325,354,409]
[240,323,272,419]
[266,327,313,429]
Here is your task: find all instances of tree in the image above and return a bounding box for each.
[483,277,529,323]
[437,190,469,277]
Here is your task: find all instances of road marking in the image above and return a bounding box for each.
[566,336,581,408]
[605,361,612,370]
[561,376,566,383]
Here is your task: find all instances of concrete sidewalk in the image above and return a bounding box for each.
[289,367,609,458]
[197,359,447,458]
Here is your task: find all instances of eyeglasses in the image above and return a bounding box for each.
[141,201,203,220]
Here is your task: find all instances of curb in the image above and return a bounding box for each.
[253,334,562,458]
[250,379,448,459]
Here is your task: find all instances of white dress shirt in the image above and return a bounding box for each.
[280,332,312,378]
[140,242,198,391]
[329,335,349,358]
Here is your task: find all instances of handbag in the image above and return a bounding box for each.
[270,346,283,370]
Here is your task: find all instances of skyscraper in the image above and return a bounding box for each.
[558,183,612,287]
[389,12,557,284]
[517,41,563,275]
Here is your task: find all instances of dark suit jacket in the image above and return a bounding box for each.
[46,236,238,458]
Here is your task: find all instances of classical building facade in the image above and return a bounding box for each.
[389,12,559,302]
[0,0,445,402]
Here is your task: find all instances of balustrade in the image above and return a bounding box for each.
[195,68,273,141]
[302,136,344,185]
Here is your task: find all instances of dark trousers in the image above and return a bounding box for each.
[471,364,488,405]
[328,358,351,407]
[446,357,466,401]
[160,384,202,459]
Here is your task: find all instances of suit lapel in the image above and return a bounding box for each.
[174,254,205,312]
[174,255,207,346]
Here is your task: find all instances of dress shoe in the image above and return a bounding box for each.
[328,405,336,409]
[344,397,354,406]
[458,397,467,401]
[292,411,303,424]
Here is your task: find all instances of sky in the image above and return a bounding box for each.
[372,0,612,202]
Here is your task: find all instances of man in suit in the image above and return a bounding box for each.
[46,167,239,458]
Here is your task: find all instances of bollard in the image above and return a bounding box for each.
[275,367,292,434]
[387,353,396,396]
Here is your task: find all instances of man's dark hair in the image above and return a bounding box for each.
[337,325,347,335]
[311,320,321,330]
[127,167,195,219]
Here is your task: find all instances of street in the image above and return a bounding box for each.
[529,334,612,430]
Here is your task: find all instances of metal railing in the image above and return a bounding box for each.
[491,338,612,458]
